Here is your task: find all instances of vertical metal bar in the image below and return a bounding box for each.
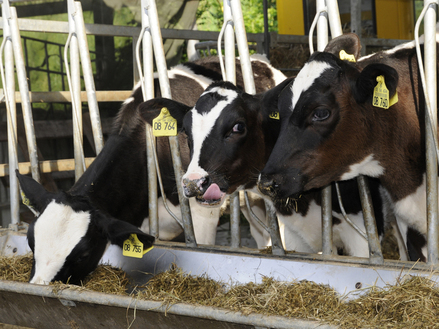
[132,35,140,84]
[357,175,384,264]
[262,0,270,58]
[67,0,85,181]
[230,0,284,254]
[146,0,197,247]
[230,0,255,94]
[350,0,362,35]
[2,2,19,226]
[317,0,332,255]
[223,0,241,248]
[230,192,241,248]
[8,7,40,182]
[73,1,104,154]
[424,1,438,265]
[141,0,159,239]
[325,0,343,37]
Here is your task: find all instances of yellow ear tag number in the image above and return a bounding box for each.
[339,50,356,62]
[152,107,177,137]
[269,111,280,120]
[373,75,390,109]
[123,234,154,258]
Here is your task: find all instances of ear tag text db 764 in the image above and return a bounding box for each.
[152,107,177,137]
[123,234,154,258]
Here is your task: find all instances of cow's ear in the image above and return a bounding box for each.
[261,77,295,110]
[139,98,191,130]
[354,63,399,104]
[324,33,361,61]
[95,214,155,249]
[16,170,53,213]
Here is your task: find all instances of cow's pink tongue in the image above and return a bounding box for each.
[202,184,222,200]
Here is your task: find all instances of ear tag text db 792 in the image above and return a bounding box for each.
[373,75,398,109]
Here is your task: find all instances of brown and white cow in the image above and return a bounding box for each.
[258,33,436,261]
[181,79,384,256]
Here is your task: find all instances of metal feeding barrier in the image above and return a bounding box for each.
[0,0,439,327]
[0,0,438,265]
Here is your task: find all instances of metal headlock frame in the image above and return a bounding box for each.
[415,0,439,265]
[1,0,39,227]
[137,0,197,247]
[308,0,384,263]
[0,0,437,266]
[218,0,285,255]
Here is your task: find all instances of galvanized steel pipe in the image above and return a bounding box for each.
[67,0,85,180]
[2,2,19,225]
[357,175,384,264]
[423,1,439,265]
[73,1,104,154]
[146,0,196,247]
[8,7,40,183]
[140,0,159,239]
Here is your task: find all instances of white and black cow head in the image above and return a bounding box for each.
[181,78,293,207]
[17,172,154,285]
[258,33,399,200]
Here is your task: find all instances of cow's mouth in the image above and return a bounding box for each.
[195,183,226,206]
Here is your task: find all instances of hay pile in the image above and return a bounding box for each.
[137,267,439,329]
[1,255,439,328]
[0,254,129,295]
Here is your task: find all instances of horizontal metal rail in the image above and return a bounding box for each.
[0,158,95,177]
[0,17,407,50]
[1,90,132,103]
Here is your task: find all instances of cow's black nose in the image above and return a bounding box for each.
[258,175,278,198]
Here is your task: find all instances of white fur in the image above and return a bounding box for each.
[168,64,215,89]
[183,87,239,181]
[340,154,385,181]
[140,197,221,245]
[31,201,91,284]
[291,61,332,109]
[394,176,429,257]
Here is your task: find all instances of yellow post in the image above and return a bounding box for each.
[277,0,305,35]
[375,0,414,39]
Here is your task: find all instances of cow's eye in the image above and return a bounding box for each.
[312,108,330,121]
[232,122,245,133]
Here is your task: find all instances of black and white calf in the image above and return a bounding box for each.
[258,33,437,261]
[19,56,287,284]
[180,80,384,256]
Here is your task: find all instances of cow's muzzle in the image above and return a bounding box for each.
[182,175,226,206]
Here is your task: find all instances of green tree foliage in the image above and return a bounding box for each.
[197,0,277,33]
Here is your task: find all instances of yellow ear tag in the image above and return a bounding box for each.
[269,111,280,120]
[372,75,390,109]
[20,190,31,207]
[123,234,154,258]
[389,90,398,107]
[339,50,356,62]
[152,107,177,137]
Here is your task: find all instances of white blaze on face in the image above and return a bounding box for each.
[291,61,332,110]
[31,200,91,285]
[184,87,239,180]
